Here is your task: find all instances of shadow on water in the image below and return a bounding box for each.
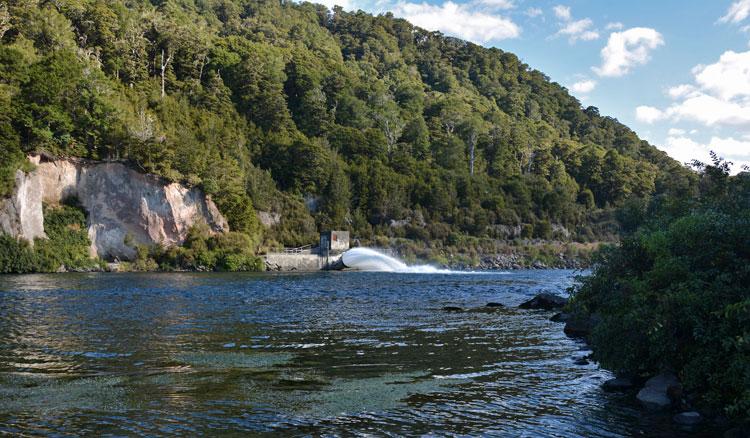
[0,271,717,436]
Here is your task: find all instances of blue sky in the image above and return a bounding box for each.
[319,0,750,171]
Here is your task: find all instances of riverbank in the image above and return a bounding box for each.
[2,237,601,274]
[369,237,602,271]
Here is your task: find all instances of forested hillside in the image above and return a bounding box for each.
[0,0,695,250]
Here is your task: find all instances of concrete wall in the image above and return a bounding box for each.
[265,253,343,271]
[320,230,350,253]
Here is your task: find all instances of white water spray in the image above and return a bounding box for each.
[341,248,452,273]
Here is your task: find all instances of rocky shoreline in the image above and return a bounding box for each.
[434,290,748,437]
[445,252,590,271]
[519,294,749,438]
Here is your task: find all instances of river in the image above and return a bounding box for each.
[0,271,711,436]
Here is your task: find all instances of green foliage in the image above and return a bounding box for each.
[0,201,101,273]
[569,156,750,422]
[0,234,37,274]
[134,224,264,272]
[34,202,98,272]
[0,0,695,251]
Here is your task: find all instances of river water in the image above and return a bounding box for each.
[0,271,711,436]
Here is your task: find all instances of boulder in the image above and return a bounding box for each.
[550,312,571,322]
[673,411,702,426]
[485,302,504,308]
[519,293,568,310]
[636,372,681,411]
[563,314,600,339]
[602,377,635,392]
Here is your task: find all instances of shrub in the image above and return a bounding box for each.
[521,223,534,238]
[569,157,750,423]
[0,234,38,273]
[0,202,100,273]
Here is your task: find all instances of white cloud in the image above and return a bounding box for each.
[556,18,599,43]
[636,106,665,124]
[665,93,750,126]
[709,136,750,161]
[667,84,698,99]
[668,128,686,136]
[640,50,750,128]
[473,0,514,9]
[553,5,571,21]
[693,50,750,100]
[525,7,542,18]
[393,1,520,43]
[593,27,664,77]
[571,79,597,94]
[550,6,599,43]
[663,136,750,172]
[605,22,623,30]
[662,136,707,166]
[720,0,750,24]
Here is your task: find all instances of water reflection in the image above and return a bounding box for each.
[0,271,711,436]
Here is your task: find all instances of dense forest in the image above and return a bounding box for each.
[569,155,750,425]
[0,0,695,253]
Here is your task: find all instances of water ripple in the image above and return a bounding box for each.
[0,271,711,436]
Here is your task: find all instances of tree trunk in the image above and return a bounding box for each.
[469,131,477,176]
[160,49,171,99]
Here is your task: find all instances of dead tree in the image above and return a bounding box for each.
[160,49,171,99]
[468,129,478,176]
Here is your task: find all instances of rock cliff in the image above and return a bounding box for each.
[0,155,228,260]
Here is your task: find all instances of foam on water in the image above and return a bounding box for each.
[341,248,455,273]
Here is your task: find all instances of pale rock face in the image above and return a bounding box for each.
[257,211,281,228]
[0,170,46,242]
[0,156,229,261]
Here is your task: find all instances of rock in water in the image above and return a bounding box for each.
[519,293,568,310]
[636,372,681,411]
[673,411,702,426]
[550,312,571,322]
[602,377,634,392]
[485,302,504,308]
[563,314,600,339]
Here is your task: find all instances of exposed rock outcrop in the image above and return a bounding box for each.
[0,156,228,261]
[636,372,681,411]
[673,411,702,426]
[519,293,568,310]
[0,163,46,242]
[257,211,281,228]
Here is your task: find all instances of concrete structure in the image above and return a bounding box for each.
[265,252,342,271]
[264,230,349,271]
[319,230,350,253]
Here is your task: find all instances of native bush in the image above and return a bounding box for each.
[569,156,750,422]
